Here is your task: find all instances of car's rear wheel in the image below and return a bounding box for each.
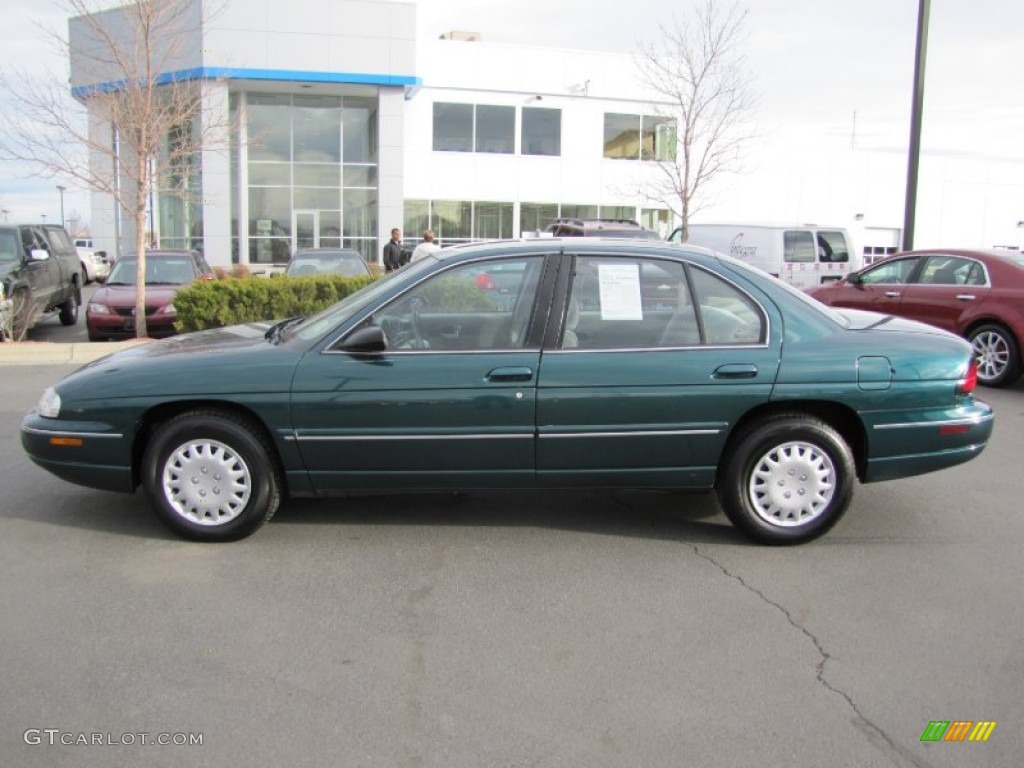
[58,285,80,326]
[142,410,282,541]
[718,414,855,544]
[969,324,1020,387]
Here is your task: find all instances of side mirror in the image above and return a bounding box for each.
[340,325,387,353]
[847,272,863,285]
[28,248,50,262]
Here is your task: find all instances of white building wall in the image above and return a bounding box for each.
[404,40,672,230]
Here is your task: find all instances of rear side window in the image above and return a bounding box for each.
[561,256,765,349]
[44,227,74,251]
[784,231,815,263]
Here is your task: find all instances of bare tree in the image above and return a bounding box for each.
[636,0,755,241]
[0,0,227,338]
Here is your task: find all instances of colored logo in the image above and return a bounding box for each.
[920,721,996,742]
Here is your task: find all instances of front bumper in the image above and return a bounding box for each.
[21,412,136,493]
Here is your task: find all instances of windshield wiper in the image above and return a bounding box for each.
[265,315,304,343]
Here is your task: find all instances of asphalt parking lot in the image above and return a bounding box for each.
[1,363,1022,768]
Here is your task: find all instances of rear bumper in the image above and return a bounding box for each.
[862,400,994,482]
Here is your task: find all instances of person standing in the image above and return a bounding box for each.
[382,228,402,272]
[409,229,442,263]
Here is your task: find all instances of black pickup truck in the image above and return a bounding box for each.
[0,223,83,341]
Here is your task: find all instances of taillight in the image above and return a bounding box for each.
[957,358,978,395]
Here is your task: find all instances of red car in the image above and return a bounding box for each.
[808,248,1024,387]
[86,249,214,341]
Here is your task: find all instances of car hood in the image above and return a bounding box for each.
[54,321,304,402]
[90,283,181,306]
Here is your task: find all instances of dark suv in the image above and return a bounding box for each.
[0,223,82,340]
[544,218,661,239]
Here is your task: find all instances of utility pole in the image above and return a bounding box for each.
[903,0,930,251]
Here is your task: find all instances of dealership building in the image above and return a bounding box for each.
[69,0,675,269]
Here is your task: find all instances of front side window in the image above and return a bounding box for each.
[860,257,920,285]
[371,257,546,350]
[784,231,816,263]
[817,230,850,263]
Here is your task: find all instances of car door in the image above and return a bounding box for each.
[823,255,923,312]
[535,251,781,489]
[289,254,554,491]
[19,226,61,312]
[896,254,990,334]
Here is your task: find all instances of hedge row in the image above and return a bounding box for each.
[173,274,378,332]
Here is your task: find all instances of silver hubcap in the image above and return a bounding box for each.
[972,331,1009,382]
[749,441,835,527]
[162,439,252,526]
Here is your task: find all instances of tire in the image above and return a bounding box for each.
[717,414,855,545]
[10,288,32,342]
[58,285,80,326]
[968,324,1020,388]
[142,410,282,542]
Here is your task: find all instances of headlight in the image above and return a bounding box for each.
[37,387,61,418]
[88,302,111,315]
[158,303,176,314]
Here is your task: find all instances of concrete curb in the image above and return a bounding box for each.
[0,341,152,365]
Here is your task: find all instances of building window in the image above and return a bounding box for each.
[604,113,641,159]
[475,106,514,154]
[642,116,676,162]
[433,103,474,152]
[520,203,558,235]
[605,113,677,161]
[474,202,514,239]
[522,108,561,156]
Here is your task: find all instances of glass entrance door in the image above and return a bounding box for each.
[293,210,343,252]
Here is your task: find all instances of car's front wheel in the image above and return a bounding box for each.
[142,410,282,541]
[718,414,855,544]
[969,324,1020,387]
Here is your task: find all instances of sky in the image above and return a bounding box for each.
[2,0,1022,248]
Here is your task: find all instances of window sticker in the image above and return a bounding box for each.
[598,263,643,320]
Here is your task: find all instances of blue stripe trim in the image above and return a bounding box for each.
[72,66,420,98]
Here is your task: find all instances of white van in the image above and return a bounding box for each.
[668,223,862,290]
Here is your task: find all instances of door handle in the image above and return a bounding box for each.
[884,291,901,298]
[486,366,533,382]
[955,294,976,301]
[712,364,758,379]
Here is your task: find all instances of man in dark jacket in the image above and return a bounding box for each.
[383,228,402,272]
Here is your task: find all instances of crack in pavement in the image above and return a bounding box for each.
[691,544,934,768]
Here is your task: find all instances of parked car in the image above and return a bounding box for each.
[86,249,214,341]
[77,245,110,284]
[284,247,372,278]
[544,218,661,239]
[0,223,82,341]
[23,239,991,544]
[807,248,1024,387]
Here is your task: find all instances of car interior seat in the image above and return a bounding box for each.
[562,298,581,348]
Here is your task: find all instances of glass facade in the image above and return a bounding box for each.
[233,93,379,265]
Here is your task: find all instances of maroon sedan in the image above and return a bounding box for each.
[86,250,214,341]
[808,248,1024,387]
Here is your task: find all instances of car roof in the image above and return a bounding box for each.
[292,248,362,257]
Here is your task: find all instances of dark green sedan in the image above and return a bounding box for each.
[22,239,993,544]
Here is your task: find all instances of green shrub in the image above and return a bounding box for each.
[174,274,378,332]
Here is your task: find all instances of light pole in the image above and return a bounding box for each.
[902,0,930,251]
[56,184,66,227]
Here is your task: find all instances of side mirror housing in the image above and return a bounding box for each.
[340,325,387,353]
[28,248,50,262]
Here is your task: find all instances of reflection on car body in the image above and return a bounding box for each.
[23,239,992,545]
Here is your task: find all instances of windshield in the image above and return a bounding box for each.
[106,257,197,285]
[0,231,19,262]
[283,258,435,342]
